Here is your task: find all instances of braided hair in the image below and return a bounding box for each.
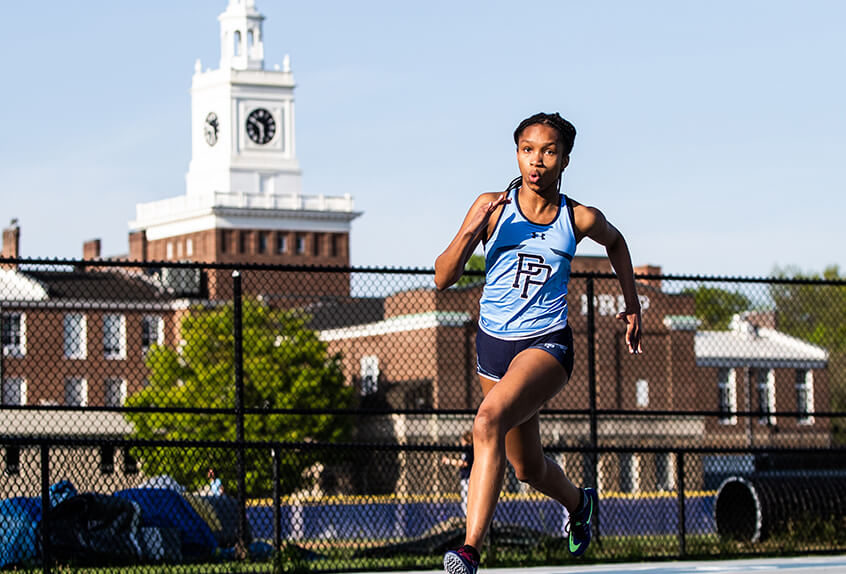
[506,112,577,192]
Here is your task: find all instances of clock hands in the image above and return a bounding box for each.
[246,108,275,144]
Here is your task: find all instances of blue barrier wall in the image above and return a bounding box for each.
[247,494,716,541]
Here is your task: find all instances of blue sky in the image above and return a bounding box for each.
[2,1,845,278]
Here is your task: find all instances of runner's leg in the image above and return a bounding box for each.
[462,348,572,548]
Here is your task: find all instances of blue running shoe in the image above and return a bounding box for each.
[567,487,598,557]
[443,545,479,574]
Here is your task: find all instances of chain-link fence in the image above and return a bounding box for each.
[1,257,845,572]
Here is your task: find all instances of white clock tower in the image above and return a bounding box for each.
[129,0,360,296]
[186,0,301,198]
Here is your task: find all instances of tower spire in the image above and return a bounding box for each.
[218,0,265,71]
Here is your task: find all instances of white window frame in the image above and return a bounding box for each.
[619,452,640,493]
[64,377,88,407]
[1,312,26,357]
[2,377,27,406]
[756,369,776,426]
[360,355,379,396]
[186,238,194,256]
[635,379,649,407]
[104,378,127,407]
[103,314,127,359]
[796,369,815,425]
[718,367,737,425]
[296,235,306,255]
[63,313,87,359]
[655,452,675,491]
[166,242,174,259]
[141,315,165,354]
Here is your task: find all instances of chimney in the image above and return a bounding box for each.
[83,238,101,260]
[129,230,148,262]
[634,264,662,290]
[1,219,20,269]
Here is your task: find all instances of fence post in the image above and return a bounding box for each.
[676,450,687,557]
[232,271,248,556]
[585,276,600,543]
[40,443,51,574]
[273,445,282,552]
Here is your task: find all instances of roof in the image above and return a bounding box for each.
[305,297,385,331]
[18,270,173,302]
[319,311,473,341]
[0,268,48,301]
[0,410,134,437]
[695,317,828,369]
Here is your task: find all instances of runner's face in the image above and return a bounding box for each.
[516,124,568,193]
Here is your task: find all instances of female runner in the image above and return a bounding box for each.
[434,112,643,574]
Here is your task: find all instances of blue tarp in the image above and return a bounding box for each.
[115,488,218,559]
[0,496,41,568]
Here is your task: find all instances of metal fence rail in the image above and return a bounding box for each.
[1,257,845,572]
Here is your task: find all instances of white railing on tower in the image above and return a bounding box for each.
[134,191,355,223]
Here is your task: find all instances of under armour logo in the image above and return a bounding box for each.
[512,253,552,299]
[531,232,546,240]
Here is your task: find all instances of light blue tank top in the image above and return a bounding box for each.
[478,188,577,339]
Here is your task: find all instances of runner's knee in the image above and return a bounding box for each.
[473,407,506,443]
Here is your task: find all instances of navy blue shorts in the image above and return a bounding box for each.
[476,325,574,382]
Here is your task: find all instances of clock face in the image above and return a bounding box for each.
[204,112,219,146]
[245,108,276,145]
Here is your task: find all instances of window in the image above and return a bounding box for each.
[717,368,737,425]
[619,452,640,493]
[2,378,26,406]
[295,234,306,255]
[360,355,379,396]
[636,379,649,407]
[258,232,267,254]
[239,231,247,254]
[1,312,25,357]
[166,242,174,259]
[313,233,322,256]
[65,377,88,406]
[655,452,675,491]
[100,445,115,475]
[63,313,87,359]
[756,369,776,425]
[330,234,340,257]
[220,230,228,253]
[795,369,815,424]
[103,314,126,359]
[276,233,287,254]
[141,315,164,354]
[186,238,194,256]
[105,378,127,407]
[4,446,20,476]
[123,448,139,475]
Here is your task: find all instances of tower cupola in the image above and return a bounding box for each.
[219,0,265,71]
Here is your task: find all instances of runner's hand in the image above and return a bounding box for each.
[467,192,510,236]
[616,310,643,354]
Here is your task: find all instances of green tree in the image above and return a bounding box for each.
[770,266,846,352]
[681,285,752,330]
[126,299,354,495]
[455,253,486,287]
[770,265,846,441]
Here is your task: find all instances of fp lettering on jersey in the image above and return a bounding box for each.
[512,253,553,298]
